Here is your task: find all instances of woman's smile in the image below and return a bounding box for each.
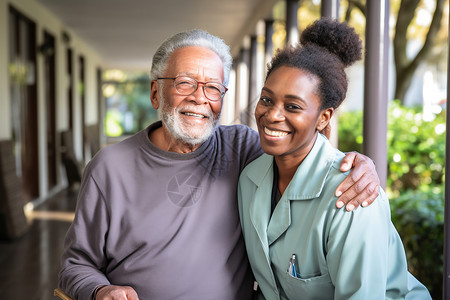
[263,126,290,138]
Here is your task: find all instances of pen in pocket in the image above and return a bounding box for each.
[288,253,298,277]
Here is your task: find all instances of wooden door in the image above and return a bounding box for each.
[9,7,39,203]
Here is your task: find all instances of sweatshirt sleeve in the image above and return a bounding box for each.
[58,162,111,300]
[235,125,263,170]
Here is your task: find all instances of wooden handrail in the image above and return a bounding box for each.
[54,288,73,300]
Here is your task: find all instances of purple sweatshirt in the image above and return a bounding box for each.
[59,121,262,299]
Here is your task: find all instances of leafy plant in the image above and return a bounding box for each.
[387,101,445,197]
[338,100,446,196]
[103,71,158,137]
[390,188,444,299]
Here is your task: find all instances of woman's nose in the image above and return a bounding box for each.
[266,105,285,121]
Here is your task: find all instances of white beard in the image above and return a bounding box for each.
[159,94,220,146]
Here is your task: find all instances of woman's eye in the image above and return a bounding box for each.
[260,97,272,105]
[286,104,301,110]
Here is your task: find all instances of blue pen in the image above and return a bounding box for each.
[291,254,297,277]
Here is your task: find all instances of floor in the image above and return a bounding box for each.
[0,188,78,300]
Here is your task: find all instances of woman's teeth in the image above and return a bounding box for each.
[264,127,288,137]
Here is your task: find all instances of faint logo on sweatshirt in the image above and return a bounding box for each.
[167,172,202,207]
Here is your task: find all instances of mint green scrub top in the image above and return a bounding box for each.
[238,133,431,300]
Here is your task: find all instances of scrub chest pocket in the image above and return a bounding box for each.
[280,271,334,300]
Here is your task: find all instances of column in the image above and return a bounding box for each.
[236,47,249,125]
[320,0,340,147]
[247,35,258,128]
[363,0,390,188]
[285,0,299,46]
[264,19,274,73]
[321,0,339,19]
[221,59,236,125]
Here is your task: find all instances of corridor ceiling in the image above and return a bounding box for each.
[36,0,280,70]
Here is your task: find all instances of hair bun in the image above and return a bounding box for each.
[300,18,362,67]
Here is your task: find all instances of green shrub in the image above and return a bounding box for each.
[390,188,444,299]
[338,100,446,196]
[386,101,445,197]
[336,109,363,153]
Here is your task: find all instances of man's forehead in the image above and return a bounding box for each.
[168,46,222,63]
[176,72,222,82]
[166,46,224,81]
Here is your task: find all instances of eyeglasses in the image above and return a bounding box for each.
[157,76,228,102]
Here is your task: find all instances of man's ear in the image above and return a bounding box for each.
[150,80,160,109]
[316,108,334,132]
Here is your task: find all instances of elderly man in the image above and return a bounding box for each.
[59,29,379,300]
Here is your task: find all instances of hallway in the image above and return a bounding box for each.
[0,189,78,300]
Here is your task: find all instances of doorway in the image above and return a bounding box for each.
[9,6,39,203]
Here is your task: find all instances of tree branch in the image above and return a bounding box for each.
[394,0,420,75]
[345,2,354,22]
[408,0,446,73]
[348,0,366,16]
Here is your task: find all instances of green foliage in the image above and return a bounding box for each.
[336,109,363,153]
[387,101,446,197]
[338,100,445,298]
[104,71,158,137]
[390,189,444,299]
[338,100,446,196]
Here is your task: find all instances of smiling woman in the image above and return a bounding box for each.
[237,18,431,300]
[255,67,324,165]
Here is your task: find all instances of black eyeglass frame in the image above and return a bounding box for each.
[157,76,228,101]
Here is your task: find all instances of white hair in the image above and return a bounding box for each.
[150,29,232,86]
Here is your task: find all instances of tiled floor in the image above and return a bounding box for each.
[0,188,78,300]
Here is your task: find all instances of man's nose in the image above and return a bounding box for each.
[189,85,208,104]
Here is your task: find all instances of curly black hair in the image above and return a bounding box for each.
[266,18,362,110]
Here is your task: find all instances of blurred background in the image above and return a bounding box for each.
[0,0,448,299]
